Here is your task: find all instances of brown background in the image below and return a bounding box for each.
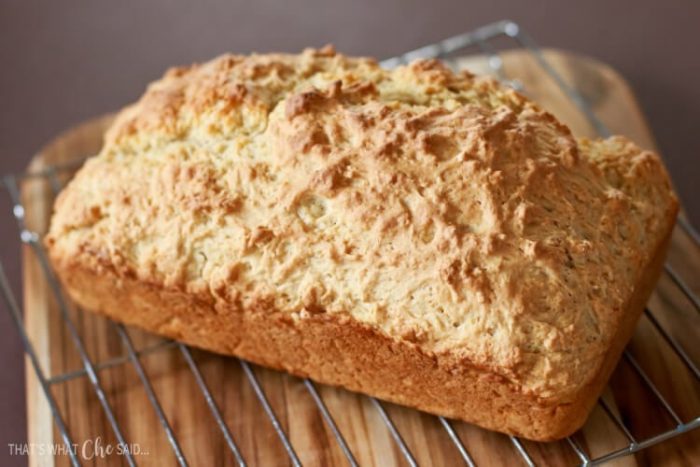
[1,1,698,465]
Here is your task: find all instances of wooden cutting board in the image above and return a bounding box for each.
[21,50,700,466]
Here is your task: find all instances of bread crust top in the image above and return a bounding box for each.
[46,47,678,401]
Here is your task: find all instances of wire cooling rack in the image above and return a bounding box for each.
[1,20,699,466]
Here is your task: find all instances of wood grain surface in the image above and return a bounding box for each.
[21,50,700,466]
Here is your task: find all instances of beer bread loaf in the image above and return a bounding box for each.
[46,47,678,440]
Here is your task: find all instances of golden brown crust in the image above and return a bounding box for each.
[45,48,679,440]
[51,202,675,441]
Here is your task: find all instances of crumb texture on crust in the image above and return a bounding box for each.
[46,47,677,402]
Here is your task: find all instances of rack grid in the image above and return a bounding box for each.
[1,20,698,466]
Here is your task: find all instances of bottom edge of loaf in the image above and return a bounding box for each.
[48,209,675,442]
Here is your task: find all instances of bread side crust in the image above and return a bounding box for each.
[532,201,677,439]
[48,199,676,441]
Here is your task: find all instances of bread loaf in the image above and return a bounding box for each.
[46,47,678,441]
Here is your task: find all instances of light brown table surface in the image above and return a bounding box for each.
[1,2,699,465]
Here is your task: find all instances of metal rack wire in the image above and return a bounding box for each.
[1,20,698,466]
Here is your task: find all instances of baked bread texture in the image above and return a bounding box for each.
[46,47,678,441]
